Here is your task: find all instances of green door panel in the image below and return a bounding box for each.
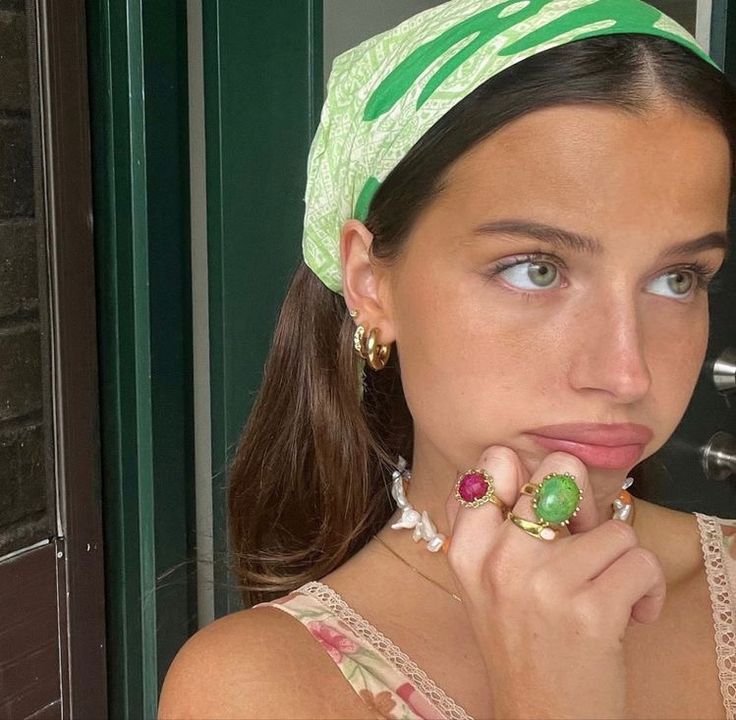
[202,1,323,616]
[87,1,194,717]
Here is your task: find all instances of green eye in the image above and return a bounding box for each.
[648,270,700,298]
[492,255,564,292]
[527,262,557,287]
[666,271,694,295]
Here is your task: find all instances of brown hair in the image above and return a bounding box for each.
[228,34,736,606]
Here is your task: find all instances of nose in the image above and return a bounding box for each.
[567,292,652,404]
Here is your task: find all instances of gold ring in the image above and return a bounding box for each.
[520,482,538,496]
[454,468,508,513]
[507,512,558,541]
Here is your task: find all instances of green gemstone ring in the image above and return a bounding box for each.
[521,472,582,526]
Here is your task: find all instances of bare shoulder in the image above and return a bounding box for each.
[157,604,377,719]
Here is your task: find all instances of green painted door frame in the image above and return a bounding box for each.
[87,1,194,718]
[202,0,324,617]
[88,0,324,715]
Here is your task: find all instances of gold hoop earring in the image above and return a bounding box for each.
[366,327,391,370]
[352,325,391,371]
[365,327,391,370]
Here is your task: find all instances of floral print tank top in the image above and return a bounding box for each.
[252,512,736,720]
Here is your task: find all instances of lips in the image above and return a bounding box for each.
[523,423,653,470]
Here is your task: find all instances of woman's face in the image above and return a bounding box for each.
[380,101,730,483]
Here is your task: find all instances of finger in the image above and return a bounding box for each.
[589,546,667,626]
[446,446,528,565]
[506,452,594,543]
[547,519,639,586]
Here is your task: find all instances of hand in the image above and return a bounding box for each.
[444,447,666,720]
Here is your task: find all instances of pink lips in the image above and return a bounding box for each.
[524,422,653,469]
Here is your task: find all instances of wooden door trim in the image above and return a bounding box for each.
[39,0,107,714]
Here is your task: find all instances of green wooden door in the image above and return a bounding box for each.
[88,1,195,717]
[202,0,324,617]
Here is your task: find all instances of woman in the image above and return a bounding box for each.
[159,0,736,717]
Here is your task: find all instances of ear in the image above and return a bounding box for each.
[340,219,396,342]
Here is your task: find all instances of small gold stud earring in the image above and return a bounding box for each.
[349,308,359,318]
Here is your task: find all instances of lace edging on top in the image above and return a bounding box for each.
[299,580,473,720]
[695,512,736,720]
[296,512,732,720]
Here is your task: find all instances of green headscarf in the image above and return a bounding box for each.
[302,0,720,295]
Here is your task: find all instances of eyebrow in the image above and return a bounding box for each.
[472,219,730,259]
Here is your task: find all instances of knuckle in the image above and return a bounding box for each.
[543,453,587,481]
[528,569,557,604]
[478,445,518,470]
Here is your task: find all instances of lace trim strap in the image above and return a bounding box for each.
[695,512,736,720]
[300,581,473,720]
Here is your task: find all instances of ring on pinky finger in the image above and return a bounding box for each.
[507,513,558,541]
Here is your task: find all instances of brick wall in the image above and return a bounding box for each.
[0,3,51,557]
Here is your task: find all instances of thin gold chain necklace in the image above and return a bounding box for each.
[373,533,464,603]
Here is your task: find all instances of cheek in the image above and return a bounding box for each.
[646,310,708,414]
[391,266,560,436]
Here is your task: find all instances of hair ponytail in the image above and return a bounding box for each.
[227,262,412,605]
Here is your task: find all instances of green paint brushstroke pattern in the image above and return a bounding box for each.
[364,0,715,122]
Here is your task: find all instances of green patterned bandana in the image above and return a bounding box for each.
[303,0,720,295]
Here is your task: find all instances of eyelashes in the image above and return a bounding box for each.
[701,265,726,294]
[485,252,724,300]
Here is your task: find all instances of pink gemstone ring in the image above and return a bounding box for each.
[455,468,507,512]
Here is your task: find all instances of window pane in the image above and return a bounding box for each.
[0,1,55,556]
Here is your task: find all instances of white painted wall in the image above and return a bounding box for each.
[187,0,215,628]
